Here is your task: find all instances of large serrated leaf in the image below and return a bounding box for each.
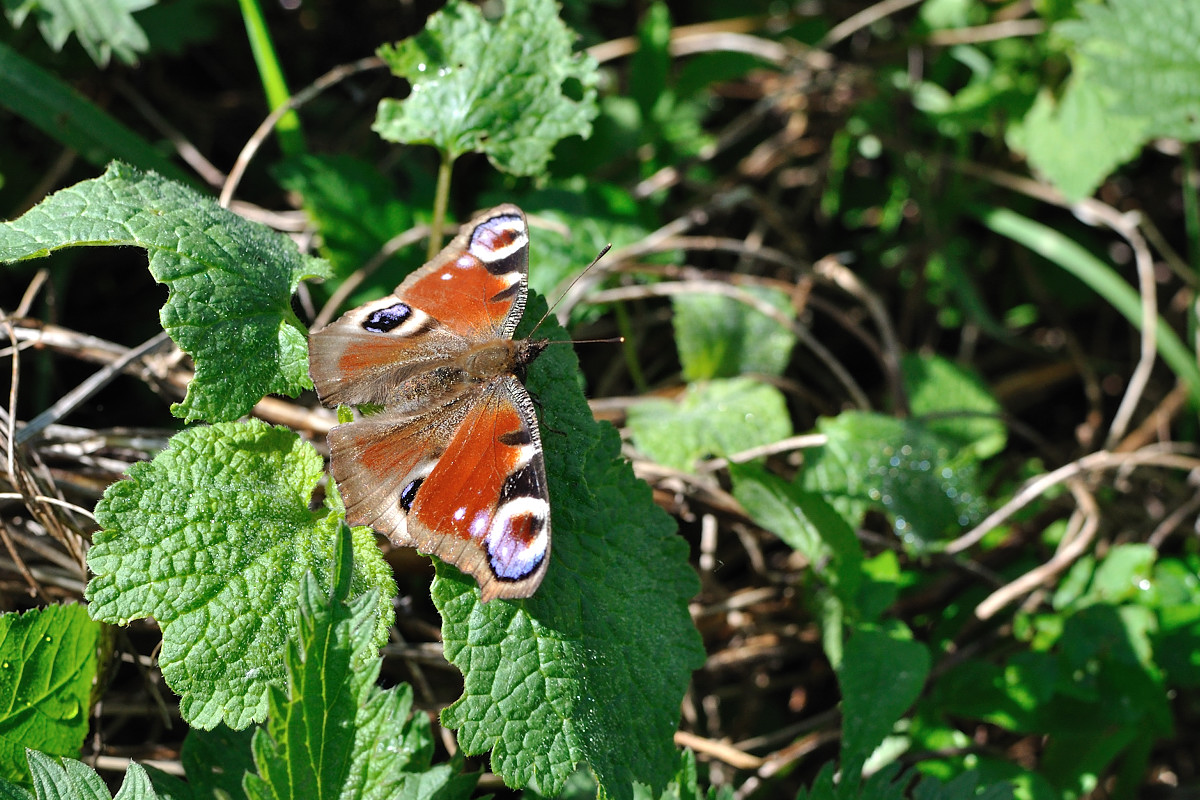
[628,378,793,473]
[85,420,395,730]
[373,0,598,176]
[0,162,332,423]
[0,605,101,788]
[1057,0,1200,141]
[426,300,704,800]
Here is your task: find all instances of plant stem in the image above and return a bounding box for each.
[237,0,306,157]
[428,152,456,260]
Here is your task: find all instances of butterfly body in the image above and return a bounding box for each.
[309,205,552,601]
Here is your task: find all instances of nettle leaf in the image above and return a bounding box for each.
[4,0,152,67]
[730,462,863,603]
[799,412,987,549]
[628,378,793,472]
[373,0,598,176]
[247,539,471,800]
[0,162,332,423]
[1007,79,1146,202]
[0,605,101,787]
[901,354,1006,460]
[1057,0,1200,141]
[85,420,395,730]
[673,288,796,381]
[13,751,160,799]
[428,301,704,800]
[838,626,930,782]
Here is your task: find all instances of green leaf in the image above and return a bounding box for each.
[1086,543,1157,607]
[730,462,863,602]
[0,604,101,788]
[373,0,599,176]
[902,354,1006,460]
[838,626,930,781]
[429,299,704,800]
[144,724,257,800]
[673,287,796,381]
[629,3,671,122]
[1057,0,1200,141]
[0,162,332,423]
[85,420,395,730]
[632,748,733,800]
[1007,80,1146,202]
[5,0,152,67]
[799,412,987,548]
[18,751,160,799]
[628,378,793,472]
[245,541,468,800]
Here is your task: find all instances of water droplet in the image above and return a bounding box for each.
[417,62,427,72]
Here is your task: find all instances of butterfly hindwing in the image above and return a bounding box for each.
[309,204,552,601]
[406,376,550,602]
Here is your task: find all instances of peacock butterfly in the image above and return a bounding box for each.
[308,205,551,602]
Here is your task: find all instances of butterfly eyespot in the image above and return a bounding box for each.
[399,477,423,511]
[363,303,413,333]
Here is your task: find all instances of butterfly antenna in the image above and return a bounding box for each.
[531,243,613,335]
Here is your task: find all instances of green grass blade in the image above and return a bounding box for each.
[0,42,195,187]
[237,0,306,157]
[976,204,1200,405]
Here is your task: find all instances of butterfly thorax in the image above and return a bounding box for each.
[465,337,549,379]
[377,337,549,413]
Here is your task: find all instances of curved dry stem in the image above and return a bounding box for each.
[974,479,1099,620]
[220,56,386,208]
[1067,202,1158,448]
[945,446,1200,556]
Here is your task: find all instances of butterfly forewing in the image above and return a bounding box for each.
[395,204,529,340]
[309,204,552,601]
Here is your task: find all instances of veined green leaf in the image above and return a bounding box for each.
[1058,0,1200,141]
[85,421,395,730]
[373,0,598,176]
[0,605,101,788]
[0,163,332,423]
[628,378,793,473]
